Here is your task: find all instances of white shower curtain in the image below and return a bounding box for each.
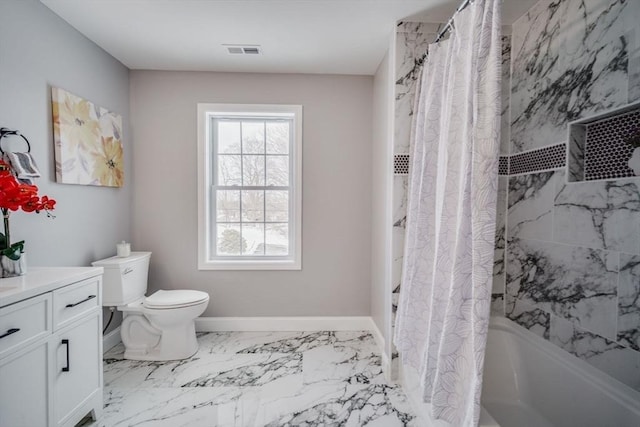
[393,0,501,425]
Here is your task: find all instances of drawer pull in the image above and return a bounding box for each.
[123,267,134,275]
[65,294,96,308]
[0,328,20,339]
[61,339,70,372]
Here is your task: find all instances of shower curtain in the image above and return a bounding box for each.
[393,0,501,425]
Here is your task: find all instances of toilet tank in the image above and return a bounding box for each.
[92,252,151,306]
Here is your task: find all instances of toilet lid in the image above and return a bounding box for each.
[144,290,209,309]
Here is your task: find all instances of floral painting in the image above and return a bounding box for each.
[51,87,124,187]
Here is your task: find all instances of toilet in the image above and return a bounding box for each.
[93,252,209,361]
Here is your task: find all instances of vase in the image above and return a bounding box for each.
[0,252,26,277]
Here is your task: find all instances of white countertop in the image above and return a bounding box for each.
[0,267,104,307]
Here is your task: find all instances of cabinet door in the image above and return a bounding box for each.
[0,339,51,427]
[54,310,102,427]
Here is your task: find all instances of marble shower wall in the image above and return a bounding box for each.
[391,22,439,365]
[503,0,640,393]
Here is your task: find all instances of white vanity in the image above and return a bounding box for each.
[0,267,104,427]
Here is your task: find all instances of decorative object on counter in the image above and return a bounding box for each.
[0,142,56,277]
[51,87,124,187]
[116,241,131,257]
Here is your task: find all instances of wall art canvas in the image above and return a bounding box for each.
[52,87,124,187]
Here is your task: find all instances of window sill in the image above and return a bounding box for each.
[199,259,301,271]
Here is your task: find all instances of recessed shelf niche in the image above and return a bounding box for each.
[568,101,640,182]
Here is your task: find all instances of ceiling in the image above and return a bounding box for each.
[40,0,537,76]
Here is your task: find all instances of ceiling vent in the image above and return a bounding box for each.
[224,45,262,55]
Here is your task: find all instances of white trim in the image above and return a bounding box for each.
[369,318,392,382]
[102,326,121,353]
[195,316,373,332]
[197,103,303,271]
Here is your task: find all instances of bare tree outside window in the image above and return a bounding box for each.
[214,117,291,256]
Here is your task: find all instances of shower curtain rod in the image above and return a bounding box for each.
[433,0,473,43]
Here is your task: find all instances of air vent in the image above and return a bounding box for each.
[224,45,262,55]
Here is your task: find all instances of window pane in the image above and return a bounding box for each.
[216,190,240,222]
[217,155,242,186]
[242,155,265,186]
[265,190,288,222]
[242,223,265,255]
[217,224,243,255]
[266,121,289,154]
[217,120,241,153]
[241,190,264,222]
[266,155,289,187]
[242,121,265,154]
[266,223,289,255]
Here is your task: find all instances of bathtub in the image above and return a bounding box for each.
[482,317,640,427]
[400,317,640,426]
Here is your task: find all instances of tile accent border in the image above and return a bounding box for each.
[394,154,410,175]
[509,143,566,175]
[499,156,509,175]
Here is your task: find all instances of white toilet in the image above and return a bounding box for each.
[93,252,209,361]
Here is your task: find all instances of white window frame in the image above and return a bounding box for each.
[197,103,302,270]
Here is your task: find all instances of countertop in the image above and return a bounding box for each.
[0,267,104,307]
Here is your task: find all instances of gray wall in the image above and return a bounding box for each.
[371,49,393,353]
[0,0,131,267]
[130,70,373,317]
[0,0,131,333]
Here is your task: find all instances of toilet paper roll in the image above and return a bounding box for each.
[117,242,131,257]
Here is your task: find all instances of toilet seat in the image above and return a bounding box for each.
[143,289,209,310]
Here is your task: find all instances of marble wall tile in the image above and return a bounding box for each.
[504,297,550,339]
[510,0,632,153]
[500,35,512,155]
[630,54,640,103]
[393,176,408,229]
[550,315,640,392]
[507,170,562,241]
[493,176,507,294]
[568,124,586,182]
[394,22,439,155]
[506,237,618,339]
[618,253,640,351]
[554,178,640,254]
[491,294,504,317]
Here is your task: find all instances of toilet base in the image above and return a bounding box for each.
[120,313,200,361]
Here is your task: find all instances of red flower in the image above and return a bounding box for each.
[0,160,57,252]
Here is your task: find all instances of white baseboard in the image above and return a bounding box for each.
[195,316,374,332]
[103,326,122,353]
[369,319,392,381]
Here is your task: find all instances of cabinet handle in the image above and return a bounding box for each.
[0,328,19,339]
[61,339,70,372]
[65,294,96,308]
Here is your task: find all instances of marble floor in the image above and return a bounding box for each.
[90,330,417,426]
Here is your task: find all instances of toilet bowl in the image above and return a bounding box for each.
[93,252,210,361]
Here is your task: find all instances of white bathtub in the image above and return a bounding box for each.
[400,317,640,426]
[481,317,640,427]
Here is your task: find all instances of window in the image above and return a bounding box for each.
[197,104,302,270]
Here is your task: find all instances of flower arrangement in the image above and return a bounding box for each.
[0,160,55,262]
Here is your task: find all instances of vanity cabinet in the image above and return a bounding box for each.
[0,268,104,427]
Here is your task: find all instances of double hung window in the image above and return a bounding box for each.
[197,104,302,270]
